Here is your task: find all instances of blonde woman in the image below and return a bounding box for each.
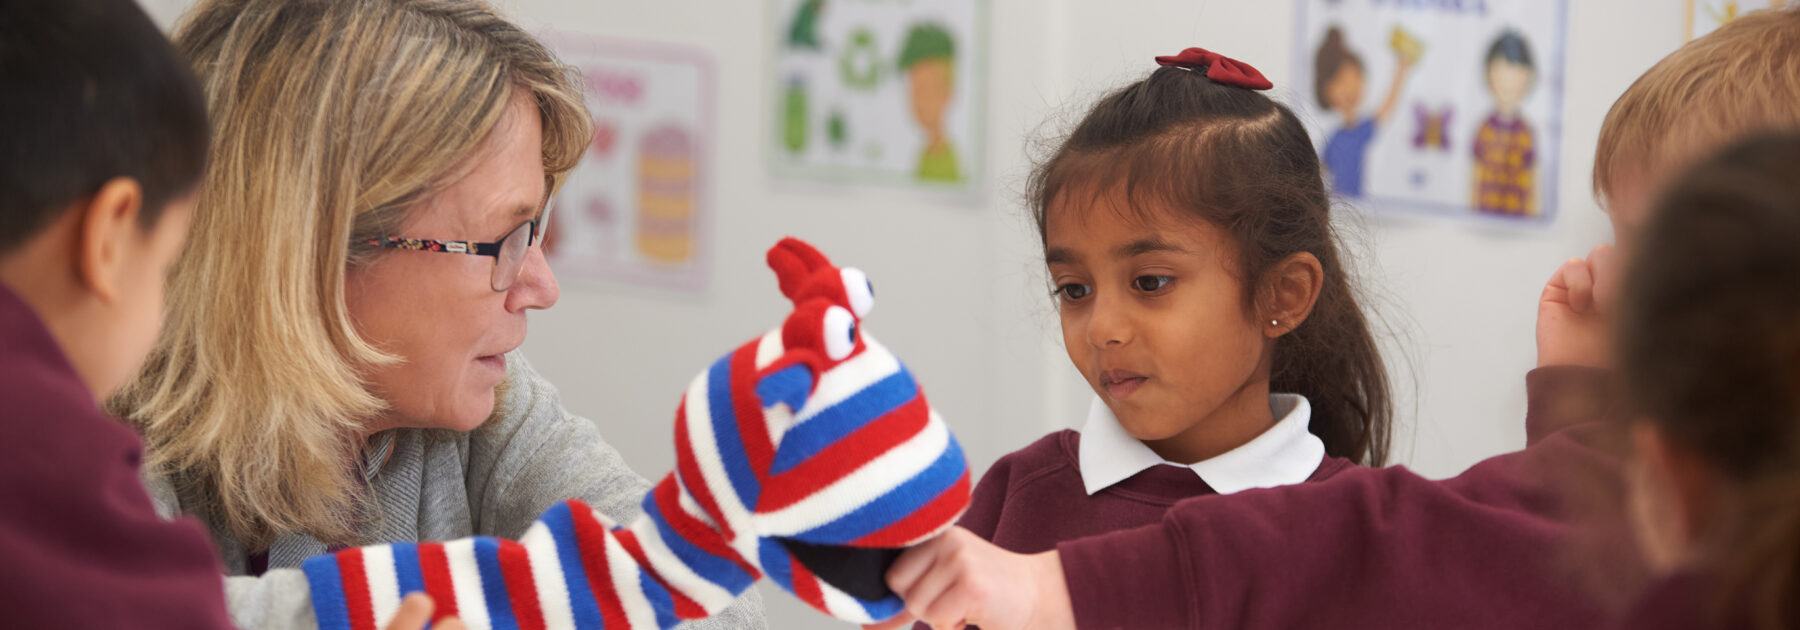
[110,1,764,627]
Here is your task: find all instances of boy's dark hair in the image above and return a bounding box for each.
[1485,30,1535,71]
[1029,64,1394,466]
[1618,132,1800,630]
[0,0,209,255]
[1312,26,1361,109]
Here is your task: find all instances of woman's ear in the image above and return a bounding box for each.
[74,177,145,303]
[1259,252,1324,338]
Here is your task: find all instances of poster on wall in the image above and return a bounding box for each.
[1292,0,1568,226]
[766,0,987,193]
[543,34,714,292]
[1688,0,1795,40]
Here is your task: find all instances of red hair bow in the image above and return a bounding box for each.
[1155,47,1273,91]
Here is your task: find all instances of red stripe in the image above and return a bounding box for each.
[853,471,973,547]
[336,548,378,630]
[569,500,631,629]
[652,475,758,577]
[614,528,708,620]
[417,543,459,622]
[674,399,737,541]
[497,540,547,630]
[728,343,776,480]
[758,395,931,512]
[786,551,829,613]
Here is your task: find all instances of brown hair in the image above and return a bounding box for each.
[1028,64,1393,465]
[1313,26,1361,110]
[1593,6,1800,200]
[1618,132,1800,630]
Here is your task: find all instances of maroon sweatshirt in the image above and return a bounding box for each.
[1055,366,1646,629]
[0,284,233,629]
[959,430,1356,554]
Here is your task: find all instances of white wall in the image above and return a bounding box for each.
[135,1,1692,628]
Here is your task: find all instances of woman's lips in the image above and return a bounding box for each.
[476,354,507,375]
[1100,369,1148,399]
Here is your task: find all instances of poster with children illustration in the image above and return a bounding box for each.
[1688,0,1795,40]
[767,0,987,193]
[541,34,714,292]
[1293,0,1568,225]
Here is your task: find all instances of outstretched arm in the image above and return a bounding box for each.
[1374,57,1415,128]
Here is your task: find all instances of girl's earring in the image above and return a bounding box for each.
[1270,319,1279,327]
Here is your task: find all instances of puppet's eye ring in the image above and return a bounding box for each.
[822,305,857,361]
[841,267,875,318]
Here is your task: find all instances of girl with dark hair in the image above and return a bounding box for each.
[1315,25,1415,197]
[904,49,1393,630]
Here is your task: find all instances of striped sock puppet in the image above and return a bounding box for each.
[302,237,972,629]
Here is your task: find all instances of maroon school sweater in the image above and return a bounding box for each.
[961,431,1356,554]
[0,284,233,629]
[1056,366,1645,630]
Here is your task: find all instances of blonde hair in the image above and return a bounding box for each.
[1593,6,1800,199]
[110,0,591,548]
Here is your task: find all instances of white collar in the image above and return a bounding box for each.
[1077,393,1326,496]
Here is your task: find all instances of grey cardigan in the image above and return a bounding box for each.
[143,353,766,629]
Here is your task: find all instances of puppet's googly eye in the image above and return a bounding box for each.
[841,267,874,318]
[822,305,857,361]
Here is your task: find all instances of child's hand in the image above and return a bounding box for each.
[865,527,1075,630]
[1537,244,1621,368]
[383,593,465,630]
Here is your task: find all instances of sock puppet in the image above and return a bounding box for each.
[301,237,972,629]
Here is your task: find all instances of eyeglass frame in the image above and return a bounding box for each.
[363,207,551,292]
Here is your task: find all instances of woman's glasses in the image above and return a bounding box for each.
[365,210,549,292]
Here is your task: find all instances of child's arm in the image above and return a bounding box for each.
[1373,54,1415,128]
[303,474,757,630]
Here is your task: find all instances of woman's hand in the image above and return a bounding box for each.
[1538,244,1621,368]
[383,593,464,630]
[865,527,1076,630]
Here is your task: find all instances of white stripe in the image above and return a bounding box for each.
[520,523,576,630]
[674,481,719,530]
[753,329,783,369]
[443,539,491,630]
[792,336,902,424]
[817,577,877,624]
[627,514,738,613]
[362,545,401,627]
[604,532,660,629]
[680,370,764,566]
[754,415,949,538]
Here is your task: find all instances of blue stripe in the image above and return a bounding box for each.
[645,493,755,592]
[705,356,761,508]
[769,368,917,474]
[756,538,796,594]
[391,542,425,597]
[792,437,967,544]
[541,503,606,630]
[635,565,680,628]
[860,593,907,621]
[473,537,520,630]
[301,553,354,630]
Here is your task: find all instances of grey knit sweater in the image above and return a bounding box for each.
[141,353,766,629]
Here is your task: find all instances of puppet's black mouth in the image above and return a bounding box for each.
[778,538,905,602]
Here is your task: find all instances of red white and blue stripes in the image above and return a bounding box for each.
[302,238,969,629]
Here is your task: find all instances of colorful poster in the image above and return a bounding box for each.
[1688,0,1793,40]
[543,34,714,292]
[1293,0,1568,225]
[767,0,987,192]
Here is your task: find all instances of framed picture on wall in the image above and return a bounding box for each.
[1292,0,1569,227]
[765,0,989,195]
[1687,0,1796,40]
[542,33,715,293]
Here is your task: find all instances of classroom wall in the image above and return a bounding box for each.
[135,1,1691,628]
